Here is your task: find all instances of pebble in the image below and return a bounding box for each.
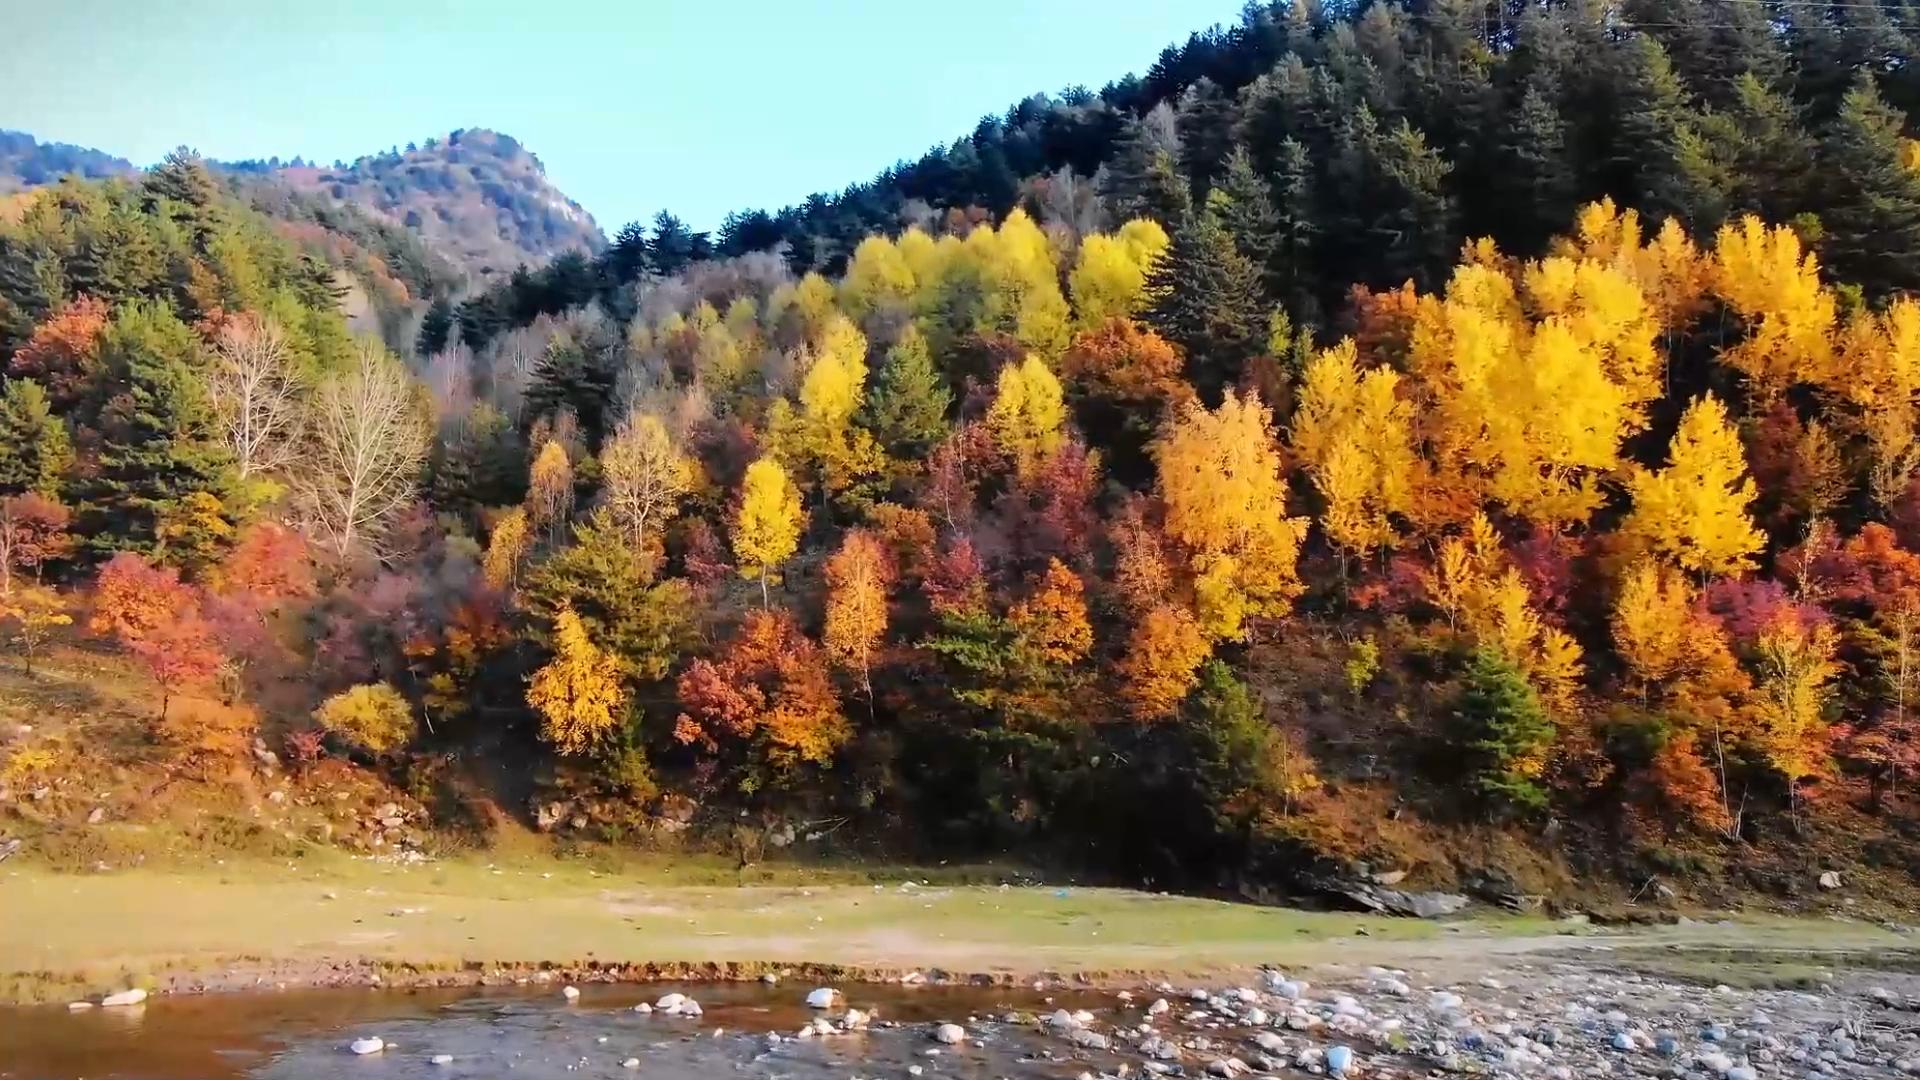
[348,1037,385,1055]
[429,1054,453,1065]
[621,1057,639,1069]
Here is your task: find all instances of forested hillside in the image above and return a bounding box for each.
[12,0,1920,900]
[0,131,134,194]
[249,128,602,286]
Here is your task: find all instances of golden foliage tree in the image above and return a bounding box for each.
[1710,215,1839,400]
[985,354,1067,480]
[1117,603,1213,719]
[1620,393,1766,576]
[1068,218,1171,328]
[526,439,575,543]
[1153,390,1307,640]
[526,603,628,756]
[1289,339,1417,555]
[732,456,804,605]
[823,528,895,695]
[482,507,531,591]
[599,411,693,570]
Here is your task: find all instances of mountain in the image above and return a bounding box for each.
[0,130,135,193]
[235,128,603,285]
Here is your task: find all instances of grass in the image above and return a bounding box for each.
[0,850,1470,1003]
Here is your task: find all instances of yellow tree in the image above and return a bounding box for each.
[482,507,531,591]
[1710,215,1840,401]
[599,411,693,571]
[1751,614,1840,818]
[1010,558,1094,667]
[1289,339,1417,556]
[1153,390,1308,641]
[1116,603,1213,719]
[985,355,1068,480]
[526,439,575,544]
[1551,198,1709,333]
[840,234,919,323]
[1620,393,1766,577]
[732,457,804,606]
[1068,218,1171,328]
[0,584,69,674]
[1837,296,1920,507]
[823,528,895,697]
[526,603,628,756]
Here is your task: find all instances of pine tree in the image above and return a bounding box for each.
[1820,73,1920,296]
[1214,145,1281,295]
[415,297,454,357]
[0,379,72,498]
[1145,204,1268,394]
[81,303,235,558]
[1270,137,1321,326]
[861,326,951,460]
[1500,84,1577,254]
[605,221,652,284]
[1456,648,1557,814]
[1104,114,1192,228]
[649,211,709,278]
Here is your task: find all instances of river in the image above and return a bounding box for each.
[0,982,1120,1080]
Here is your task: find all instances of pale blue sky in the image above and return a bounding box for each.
[4,1,1238,232]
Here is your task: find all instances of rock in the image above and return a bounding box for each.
[561,985,580,1002]
[1727,1068,1757,1080]
[621,1058,640,1070]
[86,806,105,825]
[632,1003,652,1014]
[1819,870,1844,890]
[101,988,147,1007]
[1326,1044,1356,1075]
[806,987,840,1008]
[429,1054,453,1065]
[349,1037,386,1055]
[679,999,702,1017]
[1046,1008,1082,1031]
[761,973,778,984]
[1068,1028,1109,1050]
[66,1001,93,1011]
[933,1023,966,1044]
[655,992,686,1011]
[843,1008,871,1029]
[1252,1031,1287,1053]
[1206,1057,1249,1077]
[1148,997,1170,1016]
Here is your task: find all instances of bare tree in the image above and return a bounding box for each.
[206,317,304,480]
[296,343,431,559]
[600,407,693,565]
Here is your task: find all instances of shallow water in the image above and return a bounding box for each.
[0,983,1116,1080]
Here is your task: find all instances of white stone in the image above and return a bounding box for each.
[806,987,839,1008]
[654,992,686,1011]
[679,999,702,1017]
[1819,870,1843,890]
[561,985,580,1002]
[621,1057,640,1069]
[349,1037,386,1056]
[1252,1031,1287,1053]
[1047,1008,1081,1031]
[66,1002,93,1011]
[101,988,147,1007]
[1148,997,1170,1015]
[429,1054,453,1065]
[934,1023,966,1044]
[632,1002,652,1013]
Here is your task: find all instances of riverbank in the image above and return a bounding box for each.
[3,852,1912,1007]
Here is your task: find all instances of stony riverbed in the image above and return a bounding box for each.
[7,948,1920,1079]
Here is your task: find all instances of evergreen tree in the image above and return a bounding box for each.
[81,302,235,558]
[523,338,620,447]
[1325,108,1456,294]
[605,221,651,284]
[1499,84,1577,254]
[1214,145,1280,294]
[1819,74,1920,296]
[1176,78,1239,200]
[1270,137,1321,328]
[415,297,454,357]
[1145,202,1267,395]
[0,379,73,498]
[1610,35,1717,227]
[1104,114,1192,227]
[429,403,528,523]
[1455,648,1556,814]
[861,326,951,460]
[649,212,709,278]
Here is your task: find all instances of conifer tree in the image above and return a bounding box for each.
[81,303,235,558]
[861,326,950,461]
[0,379,72,498]
[1145,204,1267,394]
[1820,74,1920,296]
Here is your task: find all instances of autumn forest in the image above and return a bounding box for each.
[11,0,1920,894]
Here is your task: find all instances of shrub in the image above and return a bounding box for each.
[313,682,414,755]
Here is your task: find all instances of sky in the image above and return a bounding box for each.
[5,0,1241,234]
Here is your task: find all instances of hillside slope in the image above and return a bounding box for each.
[260,128,603,284]
[0,131,134,195]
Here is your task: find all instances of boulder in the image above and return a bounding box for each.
[101,988,147,1007]
[349,1037,386,1056]
[1819,870,1843,890]
[933,1023,966,1044]
[806,987,839,1008]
